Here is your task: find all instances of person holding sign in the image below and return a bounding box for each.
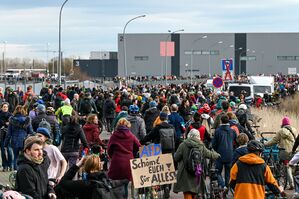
[174,129,220,199]
[140,112,176,198]
[107,118,141,199]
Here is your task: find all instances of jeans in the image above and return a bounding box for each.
[12,147,23,170]
[0,144,13,169]
[215,160,232,188]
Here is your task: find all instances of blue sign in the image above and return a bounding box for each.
[139,144,162,158]
[222,59,233,71]
[212,77,223,88]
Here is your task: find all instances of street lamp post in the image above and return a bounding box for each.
[208,41,223,77]
[122,14,146,84]
[58,0,69,85]
[164,29,184,85]
[239,49,250,75]
[2,41,7,74]
[190,35,207,84]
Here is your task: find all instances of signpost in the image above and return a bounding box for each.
[221,59,234,81]
[130,153,176,188]
[212,76,223,88]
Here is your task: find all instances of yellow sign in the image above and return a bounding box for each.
[130,153,176,188]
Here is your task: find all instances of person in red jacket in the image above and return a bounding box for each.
[107,118,141,198]
[83,114,105,147]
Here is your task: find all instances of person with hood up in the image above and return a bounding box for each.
[174,129,220,198]
[127,104,146,141]
[230,140,284,199]
[4,105,33,170]
[144,100,160,134]
[107,118,141,198]
[264,116,297,190]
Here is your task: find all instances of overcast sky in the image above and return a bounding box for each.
[1,0,299,61]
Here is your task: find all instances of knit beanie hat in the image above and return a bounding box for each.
[282,116,290,126]
[36,127,51,139]
[149,101,157,108]
[159,112,168,121]
[24,136,42,151]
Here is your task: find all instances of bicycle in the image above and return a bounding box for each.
[260,132,288,190]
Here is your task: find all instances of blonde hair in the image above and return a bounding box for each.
[13,105,27,116]
[161,106,170,115]
[116,118,131,128]
[84,155,101,173]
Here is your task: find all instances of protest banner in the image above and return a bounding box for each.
[130,153,176,188]
[139,144,162,158]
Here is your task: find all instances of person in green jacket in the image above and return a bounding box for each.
[173,129,220,199]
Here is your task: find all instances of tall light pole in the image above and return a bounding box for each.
[190,35,207,84]
[164,29,184,85]
[47,42,50,74]
[2,41,7,74]
[122,14,146,83]
[239,48,250,75]
[208,41,223,77]
[58,0,69,85]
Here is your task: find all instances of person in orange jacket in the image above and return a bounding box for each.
[229,140,285,199]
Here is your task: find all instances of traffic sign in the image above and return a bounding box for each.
[212,77,223,88]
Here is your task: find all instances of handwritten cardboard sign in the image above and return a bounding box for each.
[139,144,162,158]
[130,153,176,188]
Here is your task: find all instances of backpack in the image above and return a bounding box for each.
[91,178,129,199]
[39,118,52,132]
[80,99,93,115]
[159,128,175,152]
[186,146,204,175]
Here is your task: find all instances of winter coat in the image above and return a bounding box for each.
[78,98,98,115]
[61,123,88,153]
[141,122,176,154]
[0,110,12,128]
[83,123,104,146]
[232,145,248,165]
[127,114,146,140]
[265,125,297,153]
[144,107,160,134]
[55,165,108,199]
[230,153,280,199]
[108,125,141,181]
[168,112,185,138]
[16,152,54,199]
[212,124,237,163]
[187,121,212,145]
[173,137,220,194]
[5,114,33,148]
[32,112,60,139]
[103,99,116,119]
[6,93,19,113]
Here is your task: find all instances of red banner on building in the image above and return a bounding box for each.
[160,41,175,57]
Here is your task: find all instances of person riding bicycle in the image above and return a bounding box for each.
[230,140,284,199]
[264,116,297,190]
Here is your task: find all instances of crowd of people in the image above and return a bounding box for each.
[0,74,298,199]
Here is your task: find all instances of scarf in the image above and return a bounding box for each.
[24,153,44,165]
